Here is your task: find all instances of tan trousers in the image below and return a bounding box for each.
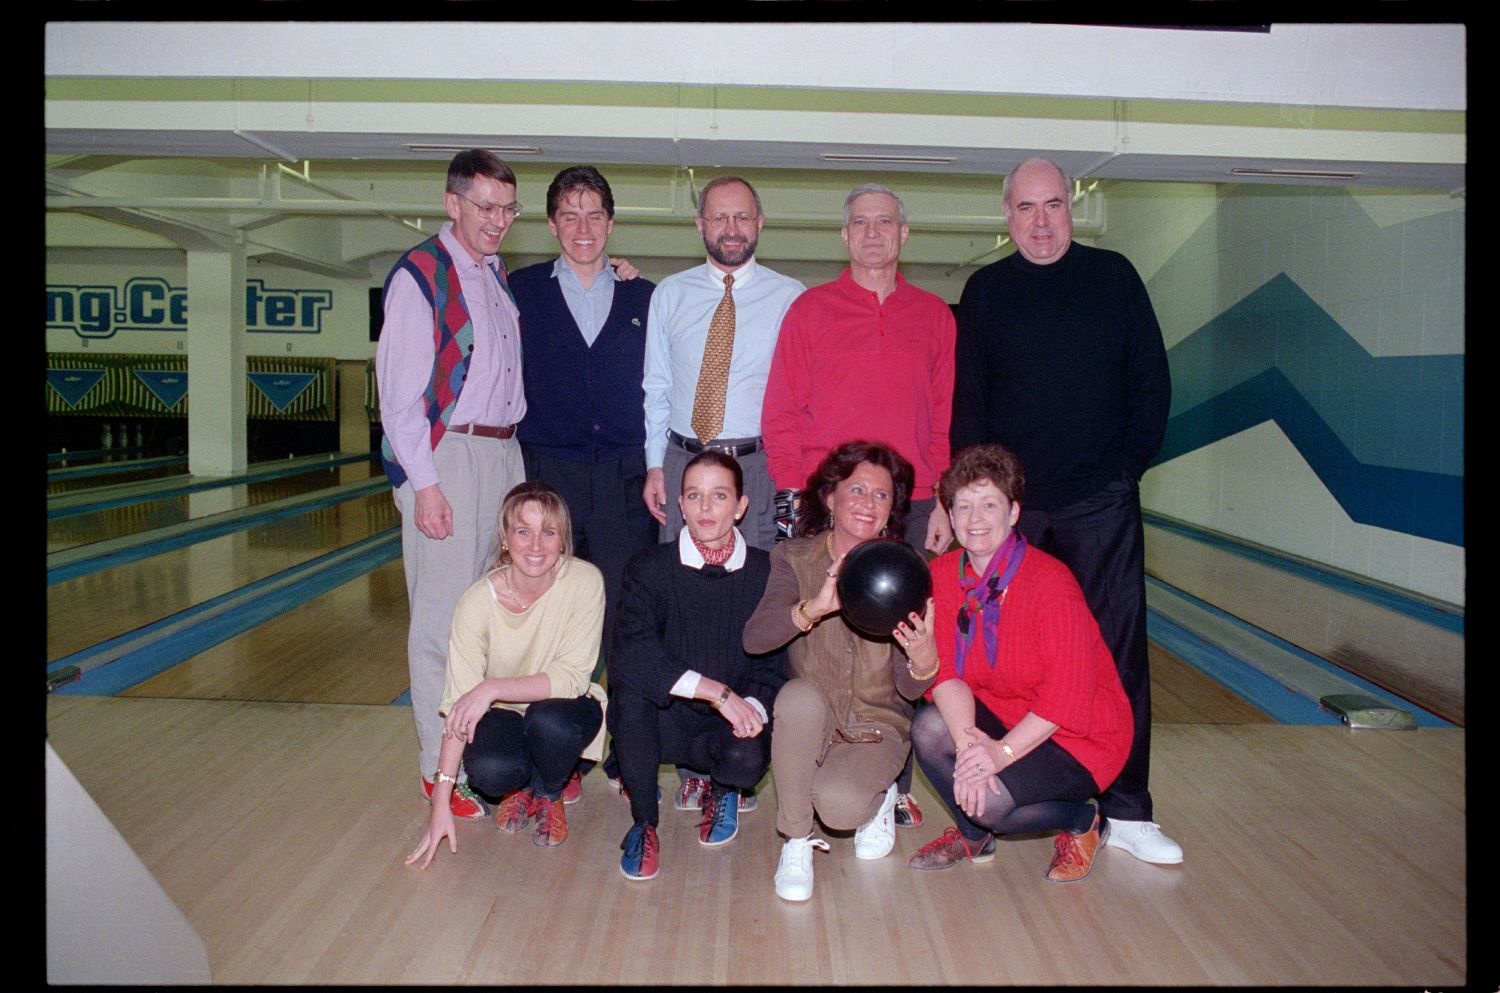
[396,431,524,779]
[771,678,909,839]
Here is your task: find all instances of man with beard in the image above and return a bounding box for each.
[642,176,805,550]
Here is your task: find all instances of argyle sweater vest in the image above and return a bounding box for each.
[378,236,514,489]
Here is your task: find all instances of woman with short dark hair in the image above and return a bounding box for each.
[903,444,1132,882]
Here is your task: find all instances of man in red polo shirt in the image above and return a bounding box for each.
[761,182,957,828]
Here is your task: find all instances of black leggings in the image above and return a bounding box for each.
[910,698,1098,843]
[463,697,602,802]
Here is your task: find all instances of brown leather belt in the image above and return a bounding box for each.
[449,422,516,439]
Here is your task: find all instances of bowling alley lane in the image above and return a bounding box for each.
[1144,521,1463,726]
[47,489,398,663]
[121,558,410,705]
[46,457,187,496]
[47,460,378,553]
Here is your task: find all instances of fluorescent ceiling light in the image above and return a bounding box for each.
[819,153,955,166]
[405,144,542,155]
[1228,167,1363,181]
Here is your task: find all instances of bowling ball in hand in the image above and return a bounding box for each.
[836,539,932,637]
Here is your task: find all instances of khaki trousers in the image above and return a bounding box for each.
[396,431,524,779]
[771,677,909,839]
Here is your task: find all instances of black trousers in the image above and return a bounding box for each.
[1016,476,1153,822]
[464,697,603,802]
[607,687,772,827]
[522,447,659,668]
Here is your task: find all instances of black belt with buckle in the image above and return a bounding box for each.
[668,429,762,457]
[449,422,516,439]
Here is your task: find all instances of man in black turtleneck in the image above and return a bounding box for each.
[950,157,1181,867]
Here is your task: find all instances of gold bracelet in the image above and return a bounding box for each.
[793,599,816,633]
[433,770,459,786]
[712,685,732,709]
[1000,741,1016,765]
[906,658,939,680]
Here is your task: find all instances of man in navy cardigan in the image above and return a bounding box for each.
[512,166,658,665]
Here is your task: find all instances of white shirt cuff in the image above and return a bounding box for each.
[670,670,701,699]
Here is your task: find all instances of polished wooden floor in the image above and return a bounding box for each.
[47,490,397,662]
[46,696,1464,986]
[45,460,1467,984]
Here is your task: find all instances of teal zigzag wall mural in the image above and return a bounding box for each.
[1102,182,1464,604]
[1155,272,1462,546]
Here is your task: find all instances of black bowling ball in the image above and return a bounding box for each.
[836,538,932,637]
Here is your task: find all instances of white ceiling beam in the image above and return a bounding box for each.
[45,22,1465,112]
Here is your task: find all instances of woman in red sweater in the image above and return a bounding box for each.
[898,444,1132,882]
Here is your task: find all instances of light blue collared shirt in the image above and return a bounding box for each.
[642,256,806,467]
[550,256,620,347]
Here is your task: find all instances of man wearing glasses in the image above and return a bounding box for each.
[641,176,805,550]
[377,149,529,823]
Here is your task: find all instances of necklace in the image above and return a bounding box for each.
[496,566,550,611]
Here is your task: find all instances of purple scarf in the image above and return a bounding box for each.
[953,532,1026,679]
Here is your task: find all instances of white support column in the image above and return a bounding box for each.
[337,359,372,483]
[186,243,247,476]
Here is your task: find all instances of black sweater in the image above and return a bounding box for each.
[951,244,1171,510]
[609,541,789,714]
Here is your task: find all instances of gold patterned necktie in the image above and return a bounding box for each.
[691,272,735,442]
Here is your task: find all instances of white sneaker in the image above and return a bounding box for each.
[1105,819,1183,864]
[854,783,899,860]
[775,835,830,901]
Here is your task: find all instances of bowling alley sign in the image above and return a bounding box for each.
[46,277,333,340]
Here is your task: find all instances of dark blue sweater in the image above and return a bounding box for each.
[512,262,655,462]
[609,541,788,712]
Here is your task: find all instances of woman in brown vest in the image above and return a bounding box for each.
[744,440,937,901]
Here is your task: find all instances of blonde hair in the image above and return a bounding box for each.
[491,481,574,571]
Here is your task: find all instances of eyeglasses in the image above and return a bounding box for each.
[702,211,758,227]
[454,192,524,221]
